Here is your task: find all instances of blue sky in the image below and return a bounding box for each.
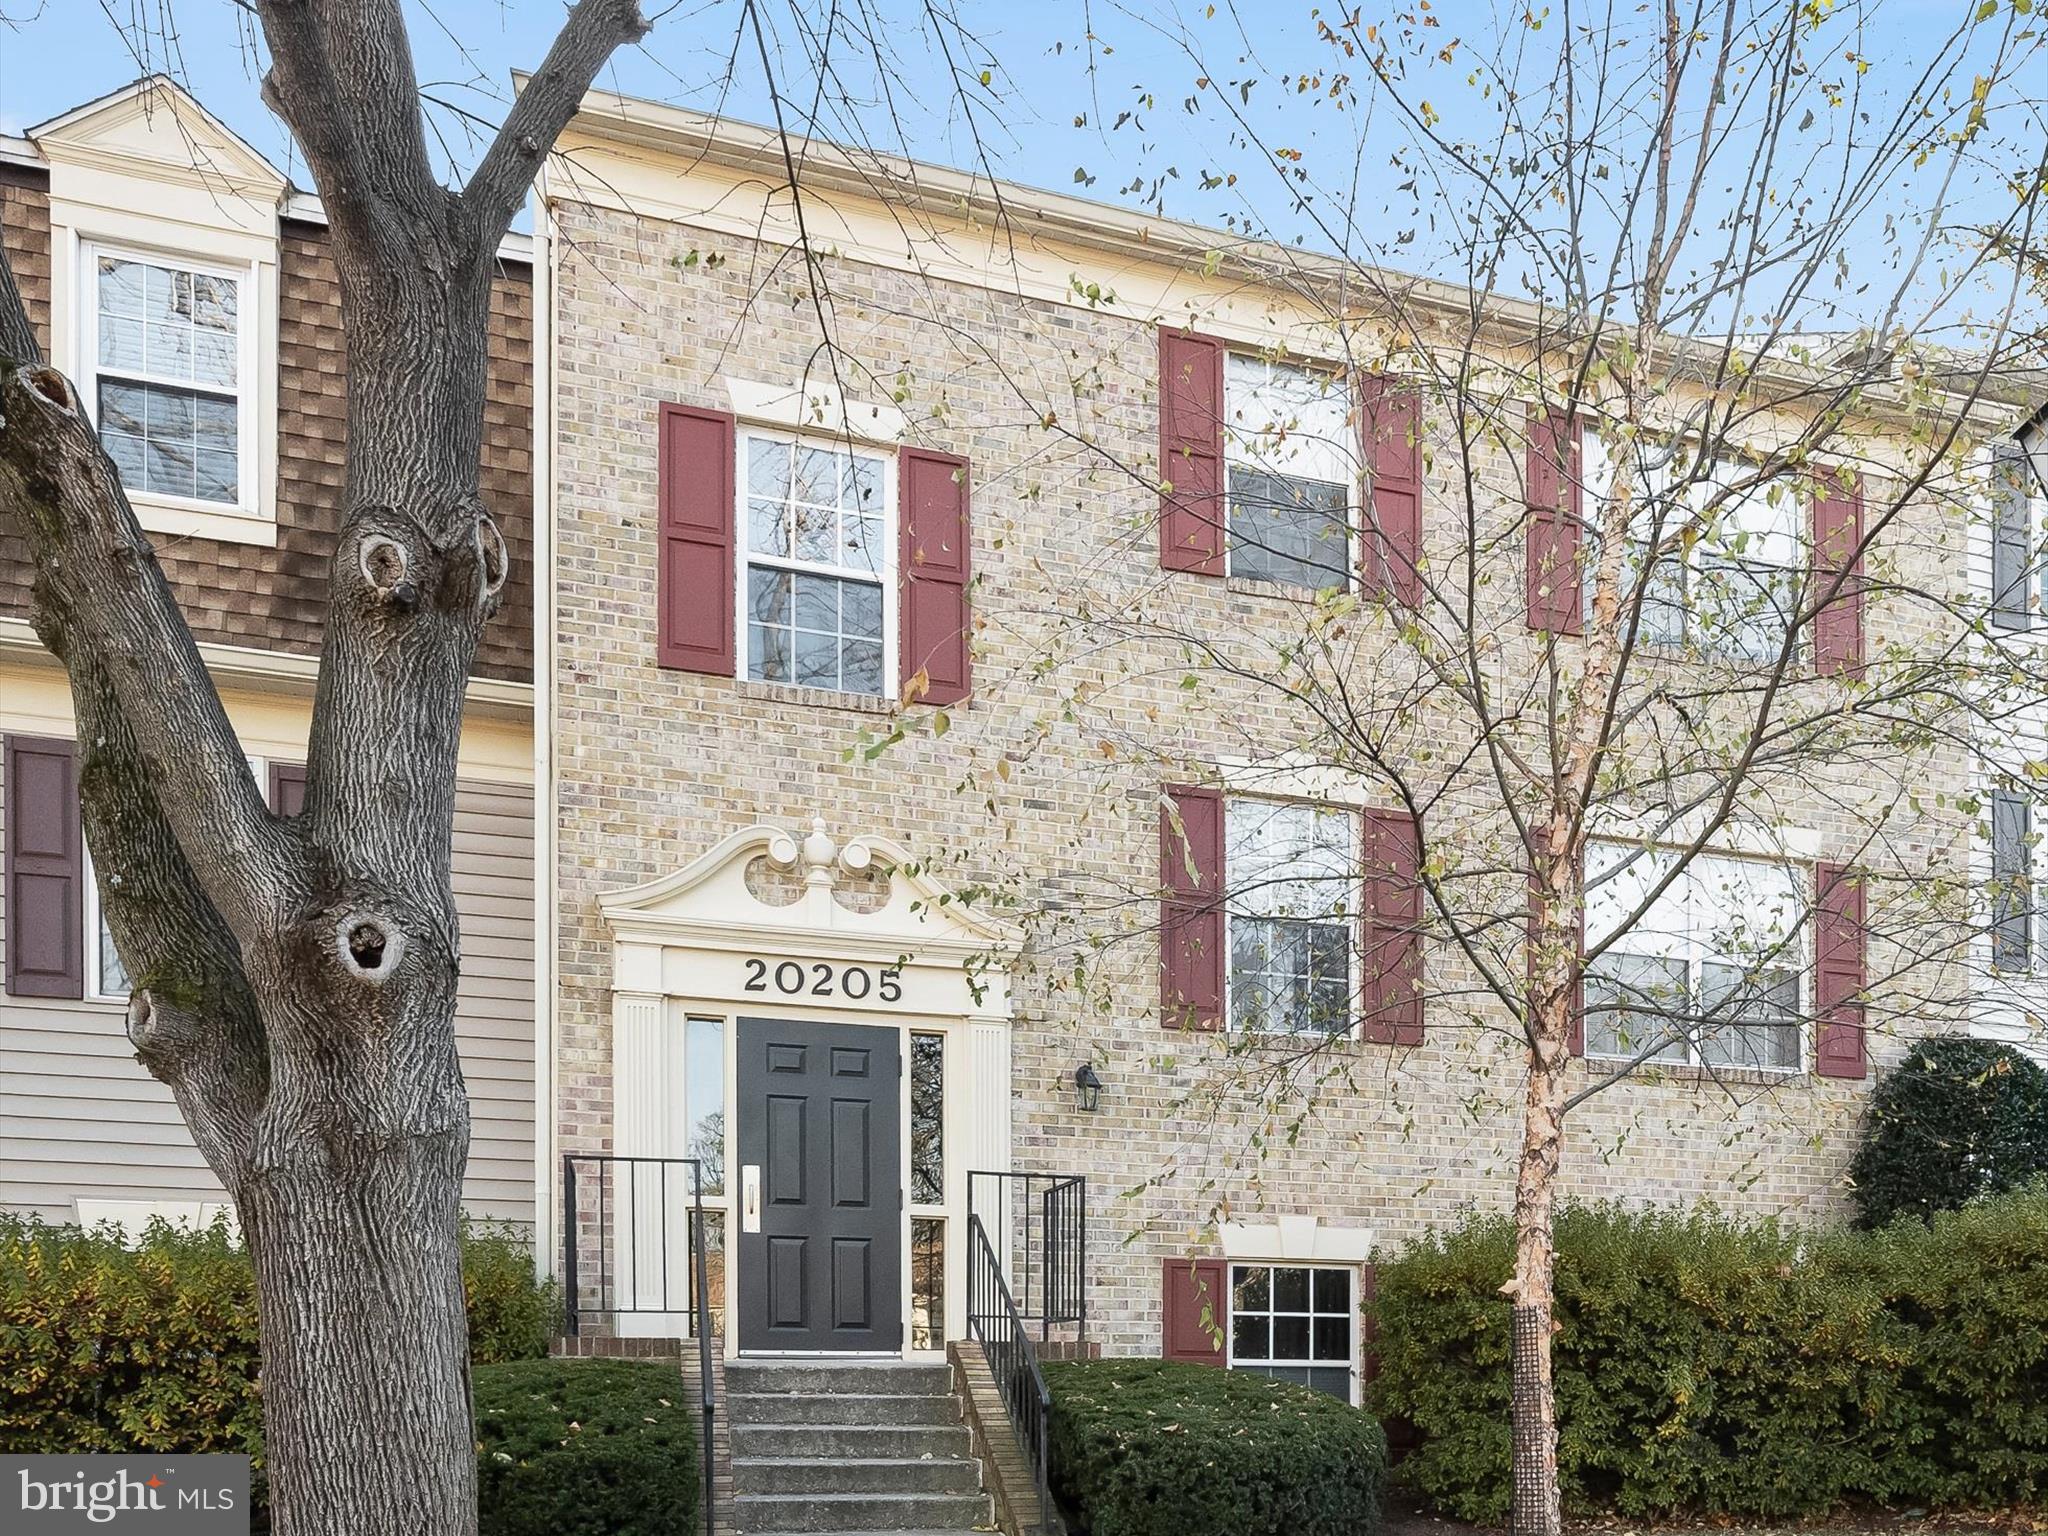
[0,0,2038,328]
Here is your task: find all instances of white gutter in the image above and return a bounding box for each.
[528,175,559,1278]
[0,617,534,720]
[281,190,534,264]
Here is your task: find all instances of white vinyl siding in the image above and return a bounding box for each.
[0,777,536,1224]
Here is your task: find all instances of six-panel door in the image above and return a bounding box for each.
[736,1016,904,1353]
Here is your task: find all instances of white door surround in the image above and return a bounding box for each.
[595,816,1018,1351]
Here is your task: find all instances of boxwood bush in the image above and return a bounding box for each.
[1849,1036,2048,1229]
[1371,1188,2048,1523]
[0,1213,557,1458]
[474,1358,698,1536]
[1044,1357,1387,1536]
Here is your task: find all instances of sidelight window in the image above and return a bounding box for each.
[909,1031,947,1351]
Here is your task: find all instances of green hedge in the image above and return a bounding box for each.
[0,1213,557,1459]
[1849,1036,2048,1229]
[475,1359,698,1536]
[1371,1189,2048,1523]
[1045,1357,1387,1536]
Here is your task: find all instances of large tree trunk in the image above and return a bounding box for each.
[245,1159,474,1531]
[0,7,648,1535]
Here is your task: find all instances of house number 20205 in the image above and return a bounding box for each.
[743,958,904,1002]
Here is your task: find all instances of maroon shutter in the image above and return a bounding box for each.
[1815,861,1867,1079]
[1161,1257,1227,1364]
[267,761,308,818]
[1161,785,1224,1031]
[4,735,84,1000]
[1526,409,1584,634]
[1528,875,1587,1055]
[1812,471,1863,676]
[1359,375,1422,606]
[1159,329,1226,575]
[1361,809,1424,1044]
[899,447,972,706]
[656,403,737,674]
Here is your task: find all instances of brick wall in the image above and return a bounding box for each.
[546,195,1973,1357]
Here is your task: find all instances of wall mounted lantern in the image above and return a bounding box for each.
[1073,1062,1103,1112]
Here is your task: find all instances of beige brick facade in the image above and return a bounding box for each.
[542,113,1977,1365]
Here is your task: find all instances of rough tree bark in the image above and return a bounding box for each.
[0,4,646,1533]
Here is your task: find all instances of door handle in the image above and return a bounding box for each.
[742,1165,762,1233]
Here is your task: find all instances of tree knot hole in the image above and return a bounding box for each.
[27,367,75,410]
[125,988,153,1045]
[358,534,417,608]
[474,513,509,612]
[338,913,404,984]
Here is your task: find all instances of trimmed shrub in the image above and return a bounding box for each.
[464,1222,562,1364]
[1849,1036,2048,1229]
[0,1213,557,1460]
[0,1213,263,1458]
[474,1358,697,1536]
[1045,1357,1387,1536]
[1371,1188,2048,1523]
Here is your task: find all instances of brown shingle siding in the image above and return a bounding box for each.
[0,166,52,355]
[0,209,533,684]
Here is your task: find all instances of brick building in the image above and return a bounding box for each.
[3,75,2042,1416]
[0,78,539,1227]
[530,86,2035,1392]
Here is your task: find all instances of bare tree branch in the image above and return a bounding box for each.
[464,0,651,244]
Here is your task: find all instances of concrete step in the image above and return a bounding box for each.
[730,1422,974,1460]
[725,1360,955,1397]
[732,1492,992,1533]
[731,1457,980,1496]
[727,1391,961,1426]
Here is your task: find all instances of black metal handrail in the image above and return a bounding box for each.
[967,1170,1088,1346]
[966,1212,1056,1536]
[562,1154,717,1536]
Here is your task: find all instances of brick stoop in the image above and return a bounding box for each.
[947,1344,1066,1536]
[551,1335,732,1528]
[726,1359,992,1535]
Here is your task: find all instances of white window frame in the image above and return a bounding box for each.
[1221,353,1357,592]
[78,240,261,524]
[733,425,899,701]
[81,845,129,1004]
[1988,782,2038,976]
[1985,436,2048,638]
[1583,433,1809,662]
[1584,843,1807,1075]
[1223,1259,1360,1406]
[1222,795,1362,1039]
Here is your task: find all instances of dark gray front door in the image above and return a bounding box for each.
[737,1016,903,1353]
